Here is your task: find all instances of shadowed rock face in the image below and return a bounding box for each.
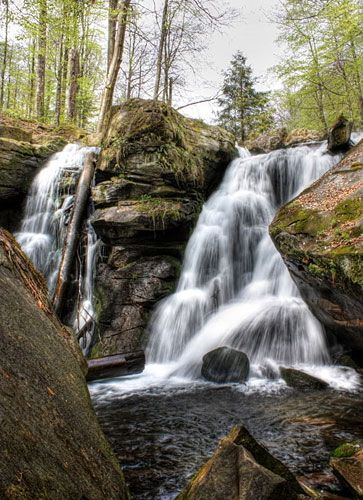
[90,99,236,358]
[0,123,66,231]
[270,141,363,364]
[0,230,128,499]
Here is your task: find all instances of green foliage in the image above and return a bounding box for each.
[331,442,361,458]
[275,0,363,131]
[216,51,274,142]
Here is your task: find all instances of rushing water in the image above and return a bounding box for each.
[90,140,362,498]
[146,144,341,381]
[16,143,99,352]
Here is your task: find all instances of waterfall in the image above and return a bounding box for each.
[16,143,99,353]
[147,143,341,378]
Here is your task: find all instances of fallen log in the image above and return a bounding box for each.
[86,351,145,382]
[53,152,96,318]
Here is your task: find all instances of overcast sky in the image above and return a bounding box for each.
[180,0,283,122]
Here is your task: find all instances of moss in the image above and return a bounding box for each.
[334,198,361,224]
[331,443,361,458]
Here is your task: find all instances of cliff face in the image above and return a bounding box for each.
[270,141,363,363]
[0,229,128,499]
[90,99,236,358]
[0,117,68,231]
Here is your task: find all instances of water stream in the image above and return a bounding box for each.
[16,143,99,353]
[90,140,362,498]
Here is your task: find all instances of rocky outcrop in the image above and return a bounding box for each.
[90,99,236,358]
[270,140,363,364]
[328,115,353,153]
[178,425,303,499]
[330,444,363,498]
[245,128,324,154]
[0,117,67,231]
[0,229,128,499]
[201,347,250,383]
[280,368,328,391]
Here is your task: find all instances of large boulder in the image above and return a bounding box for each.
[178,425,303,499]
[328,115,353,153]
[90,99,236,357]
[201,346,250,383]
[270,140,363,364]
[0,229,128,499]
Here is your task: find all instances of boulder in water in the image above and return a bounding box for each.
[328,115,353,152]
[280,368,328,391]
[201,346,250,383]
[178,425,304,499]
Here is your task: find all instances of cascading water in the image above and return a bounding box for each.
[146,143,341,380]
[16,143,99,353]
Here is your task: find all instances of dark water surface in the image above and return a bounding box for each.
[91,381,363,499]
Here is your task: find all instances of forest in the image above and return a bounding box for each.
[1,0,362,136]
[0,1,362,499]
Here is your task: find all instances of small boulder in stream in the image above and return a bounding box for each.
[178,425,304,499]
[201,346,250,383]
[280,367,328,391]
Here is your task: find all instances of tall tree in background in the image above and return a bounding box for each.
[97,0,131,133]
[217,52,273,142]
[36,0,47,119]
[0,0,10,109]
[275,0,363,131]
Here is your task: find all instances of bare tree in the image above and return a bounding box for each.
[97,0,131,134]
[0,0,10,109]
[36,0,47,119]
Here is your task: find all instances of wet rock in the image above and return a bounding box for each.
[270,140,363,362]
[280,368,328,391]
[330,444,363,498]
[178,425,303,499]
[90,99,236,357]
[328,115,353,153]
[201,347,250,383]
[0,229,128,499]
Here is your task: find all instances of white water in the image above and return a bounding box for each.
[16,143,99,353]
[112,142,358,392]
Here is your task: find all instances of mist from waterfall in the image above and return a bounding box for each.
[16,143,99,353]
[147,144,340,378]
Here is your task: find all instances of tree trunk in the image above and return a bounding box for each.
[153,0,168,101]
[86,351,145,381]
[53,153,96,318]
[27,39,36,118]
[108,0,118,71]
[55,34,64,126]
[0,0,9,109]
[97,0,131,134]
[66,47,80,122]
[36,0,47,120]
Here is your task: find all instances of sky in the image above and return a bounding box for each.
[179,0,283,123]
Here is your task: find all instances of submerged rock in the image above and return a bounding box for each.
[178,425,303,499]
[0,229,128,498]
[330,444,363,498]
[270,140,363,364]
[90,99,236,357]
[201,346,250,383]
[328,115,353,153]
[280,368,328,391]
